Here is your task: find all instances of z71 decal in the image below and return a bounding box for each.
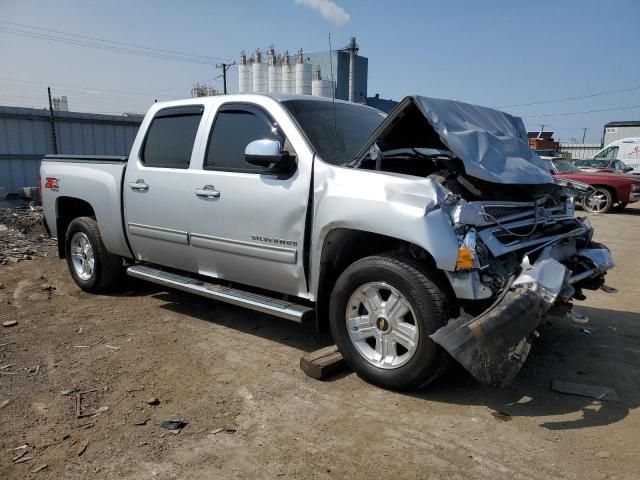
[44,177,60,192]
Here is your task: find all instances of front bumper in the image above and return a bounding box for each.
[430,241,614,386]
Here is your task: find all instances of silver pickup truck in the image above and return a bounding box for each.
[40,94,614,390]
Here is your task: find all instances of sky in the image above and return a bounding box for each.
[1,0,639,143]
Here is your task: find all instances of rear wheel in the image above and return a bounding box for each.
[582,187,614,214]
[65,217,124,293]
[329,254,450,391]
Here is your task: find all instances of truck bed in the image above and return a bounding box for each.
[40,154,131,259]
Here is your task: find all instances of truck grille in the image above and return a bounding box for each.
[482,205,531,220]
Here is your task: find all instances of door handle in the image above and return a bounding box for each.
[195,185,220,198]
[129,180,149,191]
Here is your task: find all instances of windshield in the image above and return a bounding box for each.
[575,159,609,168]
[551,159,581,173]
[282,100,385,165]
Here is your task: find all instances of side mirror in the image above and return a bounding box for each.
[245,139,294,171]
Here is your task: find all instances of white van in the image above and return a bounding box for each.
[593,138,640,174]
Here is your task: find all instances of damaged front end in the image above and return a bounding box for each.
[431,208,614,385]
[348,95,616,386]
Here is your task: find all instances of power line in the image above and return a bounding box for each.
[0,20,232,62]
[0,78,164,97]
[521,104,640,118]
[497,84,640,108]
[0,26,227,65]
[0,76,210,99]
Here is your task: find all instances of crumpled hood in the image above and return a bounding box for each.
[354,95,555,185]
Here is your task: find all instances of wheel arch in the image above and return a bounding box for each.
[55,196,96,258]
[314,228,455,331]
[590,184,618,202]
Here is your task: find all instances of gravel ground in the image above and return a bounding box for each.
[0,208,639,479]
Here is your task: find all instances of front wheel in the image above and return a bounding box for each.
[329,255,450,391]
[65,217,124,293]
[582,188,614,213]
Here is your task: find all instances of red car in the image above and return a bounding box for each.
[542,157,640,213]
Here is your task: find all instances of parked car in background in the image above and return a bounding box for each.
[573,158,633,174]
[590,137,640,174]
[542,156,640,213]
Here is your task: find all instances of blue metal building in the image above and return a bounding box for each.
[0,106,142,195]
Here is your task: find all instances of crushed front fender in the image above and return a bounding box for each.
[430,258,569,386]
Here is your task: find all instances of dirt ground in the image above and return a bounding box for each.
[1,208,639,479]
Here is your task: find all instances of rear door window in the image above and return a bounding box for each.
[205,104,283,173]
[142,106,204,168]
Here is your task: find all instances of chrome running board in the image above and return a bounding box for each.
[127,265,313,323]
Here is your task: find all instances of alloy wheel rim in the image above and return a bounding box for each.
[70,232,95,281]
[585,190,609,213]
[345,282,419,369]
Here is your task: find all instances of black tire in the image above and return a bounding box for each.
[329,254,450,391]
[64,216,124,293]
[582,187,614,213]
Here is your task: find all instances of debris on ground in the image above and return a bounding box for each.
[159,419,187,430]
[551,380,620,402]
[300,345,347,380]
[14,455,34,464]
[75,389,109,418]
[146,397,160,405]
[30,464,49,473]
[594,451,611,458]
[77,439,90,456]
[568,310,589,324]
[133,415,151,426]
[2,320,18,327]
[491,411,512,422]
[0,204,57,265]
[11,449,27,462]
[74,337,104,348]
[0,399,13,409]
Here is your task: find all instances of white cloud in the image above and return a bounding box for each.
[294,0,350,26]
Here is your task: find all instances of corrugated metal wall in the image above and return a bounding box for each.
[559,143,602,160]
[0,106,142,195]
[603,125,640,145]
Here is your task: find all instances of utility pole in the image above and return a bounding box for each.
[581,127,588,143]
[216,62,235,94]
[47,87,58,154]
[538,123,546,135]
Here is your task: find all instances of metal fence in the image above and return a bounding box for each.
[558,143,602,160]
[0,106,142,195]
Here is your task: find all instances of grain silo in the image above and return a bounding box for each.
[267,47,281,93]
[238,50,253,94]
[252,49,268,93]
[281,51,295,94]
[311,66,334,98]
[295,48,312,95]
